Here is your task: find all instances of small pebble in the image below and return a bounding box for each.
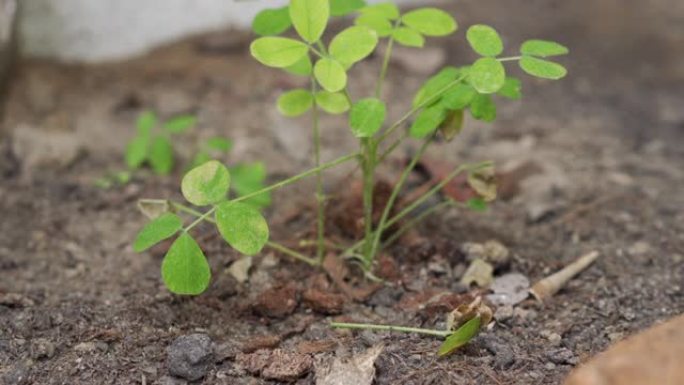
[167,334,214,381]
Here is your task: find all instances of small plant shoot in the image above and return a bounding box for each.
[133,1,569,356]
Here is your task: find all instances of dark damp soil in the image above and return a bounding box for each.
[1,0,683,384]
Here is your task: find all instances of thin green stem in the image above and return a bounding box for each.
[367,137,432,262]
[331,322,450,337]
[231,152,360,205]
[266,241,318,265]
[381,199,457,249]
[375,32,396,98]
[310,77,326,264]
[378,74,467,143]
[361,138,377,266]
[169,201,317,265]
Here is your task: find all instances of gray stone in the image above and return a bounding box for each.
[167,333,214,381]
[546,347,578,365]
[30,338,55,359]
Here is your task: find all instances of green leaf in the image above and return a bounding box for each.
[498,77,522,100]
[354,14,393,37]
[229,163,272,209]
[163,115,196,133]
[330,0,366,16]
[206,137,233,152]
[470,94,497,122]
[466,25,503,57]
[520,39,569,57]
[136,111,157,137]
[410,105,447,138]
[392,27,424,48]
[439,109,465,141]
[161,233,211,295]
[438,316,482,356]
[519,56,567,80]
[349,98,386,138]
[181,160,230,206]
[359,3,400,19]
[190,151,212,169]
[149,136,174,175]
[215,201,269,255]
[284,55,313,76]
[133,213,183,252]
[315,91,351,114]
[412,67,461,108]
[468,57,506,94]
[252,6,292,36]
[250,37,309,68]
[277,89,314,117]
[466,197,488,212]
[329,26,378,66]
[314,58,347,92]
[290,0,329,43]
[440,83,477,109]
[401,8,457,37]
[125,136,148,169]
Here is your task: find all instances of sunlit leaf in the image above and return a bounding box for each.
[250,37,309,68]
[134,213,183,252]
[497,77,522,100]
[392,27,424,48]
[290,0,330,43]
[412,67,461,108]
[354,14,393,37]
[161,233,211,295]
[181,160,230,206]
[519,56,567,80]
[468,57,506,94]
[284,54,313,76]
[440,83,477,109]
[163,115,197,133]
[438,316,482,356]
[252,6,292,36]
[277,89,314,117]
[215,201,269,255]
[315,91,351,114]
[330,0,366,16]
[520,39,568,57]
[314,58,348,92]
[149,136,174,175]
[470,94,497,122]
[349,98,386,137]
[410,105,447,138]
[401,8,457,37]
[466,25,503,57]
[359,2,400,19]
[329,26,378,66]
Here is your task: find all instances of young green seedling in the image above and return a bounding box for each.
[134,0,569,295]
[331,297,493,355]
[125,111,197,175]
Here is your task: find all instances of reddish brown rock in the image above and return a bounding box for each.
[236,349,312,382]
[302,288,346,315]
[253,283,298,318]
[564,315,684,385]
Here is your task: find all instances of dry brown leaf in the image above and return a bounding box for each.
[315,344,384,385]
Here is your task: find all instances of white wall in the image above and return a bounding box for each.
[18,0,410,62]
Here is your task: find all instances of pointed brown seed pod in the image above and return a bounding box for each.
[530,251,600,302]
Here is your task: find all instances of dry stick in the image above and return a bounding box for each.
[530,251,600,301]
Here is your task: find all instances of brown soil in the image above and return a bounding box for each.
[1,0,683,384]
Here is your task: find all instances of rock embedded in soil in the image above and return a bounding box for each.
[302,288,346,315]
[236,349,313,382]
[253,282,298,318]
[30,338,55,359]
[167,333,214,381]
